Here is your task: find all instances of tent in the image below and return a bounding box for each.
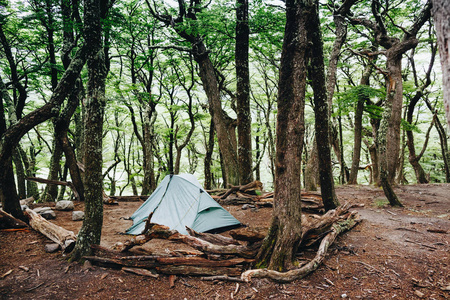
[126,174,241,235]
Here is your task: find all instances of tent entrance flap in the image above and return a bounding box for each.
[126,174,241,235]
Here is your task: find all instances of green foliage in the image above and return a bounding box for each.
[334,85,385,116]
[401,119,421,133]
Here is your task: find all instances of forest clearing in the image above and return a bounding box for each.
[1,0,450,298]
[1,184,449,299]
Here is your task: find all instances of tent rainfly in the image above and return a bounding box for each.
[126,174,241,235]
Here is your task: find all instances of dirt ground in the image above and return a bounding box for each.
[1,184,449,299]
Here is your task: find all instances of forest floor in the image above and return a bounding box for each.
[1,184,449,300]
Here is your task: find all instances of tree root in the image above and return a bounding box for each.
[241,211,360,282]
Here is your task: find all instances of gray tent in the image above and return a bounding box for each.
[126,174,241,235]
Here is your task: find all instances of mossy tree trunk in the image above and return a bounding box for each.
[255,0,307,271]
[236,0,253,185]
[69,0,110,261]
[308,0,339,211]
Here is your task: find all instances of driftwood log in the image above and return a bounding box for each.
[0,209,28,229]
[24,208,76,252]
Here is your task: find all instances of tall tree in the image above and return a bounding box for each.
[431,0,450,130]
[236,0,253,184]
[146,0,240,186]
[69,0,111,261]
[350,0,432,185]
[255,0,308,271]
[309,0,340,211]
[0,8,88,219]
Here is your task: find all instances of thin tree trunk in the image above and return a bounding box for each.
[305,140,318,191]
[349,63,373,184]
[236,0,253,185]
[308,1,339,210]
[13,148,26,199]
[204,119,215,190]
[42,138,63,202]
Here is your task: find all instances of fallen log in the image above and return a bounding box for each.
[20,196,35,206]
[84,255,252,276]
[108,195,149,202]
[241,211,360,282]
[186,227,241,246]
[220,181,263,200]
[0,209,28,229]
[229,227,265,243]
[24,208,76,252]
[169,233,262,258]
[157,265,243,277]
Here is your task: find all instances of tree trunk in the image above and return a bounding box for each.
[203,119,215,189]
[349,63,373,184]
[42,138,63,202]
[141,113,157,194]
[12,148,26,199]
[305,140,318,191]
[193,46,239,186]
[432,0,450,130]
[20,147,39,200]
[384,53,406,184]
[69,0,108,261]
[378,76,403,207]
[255,0,307,271]
[236,0,253,185]
[308,0,339,211]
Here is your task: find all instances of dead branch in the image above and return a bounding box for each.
[200,275,245,282]
[220,181,263,199]
[169,233,262,258]
[229,227,265,243]
[186,227,241,245]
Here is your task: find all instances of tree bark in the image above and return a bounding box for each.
[349,63,374,184]
[255,0,307,271]
[308,0,339,211]
[431,0,450,130]
[69,0,109,261]
[204,119,215,190]
[378,77,403,207]
[236,0,253,185]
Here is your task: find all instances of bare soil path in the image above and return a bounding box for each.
[1,184,449,299]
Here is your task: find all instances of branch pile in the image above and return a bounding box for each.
[84,203,359,281]
[210,181,325,212]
